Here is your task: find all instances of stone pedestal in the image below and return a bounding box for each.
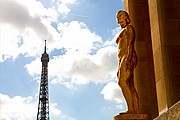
[113,113,152,120]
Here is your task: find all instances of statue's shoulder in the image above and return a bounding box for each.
[126,24,135,33]
[127,24,134,30]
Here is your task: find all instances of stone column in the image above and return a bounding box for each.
[124,0,158,118]
[148,0,180,114]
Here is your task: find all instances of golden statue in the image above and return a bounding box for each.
[116,10,139,114]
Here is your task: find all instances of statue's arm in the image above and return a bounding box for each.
[126,25,135,61]
[116,36,119,44]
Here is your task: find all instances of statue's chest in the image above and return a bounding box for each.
[119,29,127,39]
[119,30,128,46]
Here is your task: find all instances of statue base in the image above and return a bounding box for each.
[113,113,152,120]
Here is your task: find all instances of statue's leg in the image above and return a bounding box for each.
[131,53,139,113]
[129,76,139,113]
[118,64,134,113]
[132,87,139,113]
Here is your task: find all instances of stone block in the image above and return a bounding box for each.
[148,0,158,29]
[153,48,164,82]
[160,0,179,19]
[150,23,161,54]
[156,76,168,112]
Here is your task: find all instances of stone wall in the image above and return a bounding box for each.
[124,0,180,118]
[124,0,158,118]
[148,0,180,113]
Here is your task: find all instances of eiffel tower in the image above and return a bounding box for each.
[37,40,50,120]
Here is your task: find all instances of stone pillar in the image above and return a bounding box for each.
[148,0,180,114]
[124,0,158,118]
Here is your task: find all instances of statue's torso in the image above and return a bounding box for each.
[117,25,138,68]
[117,28,129,61]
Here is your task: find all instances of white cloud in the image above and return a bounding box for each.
[24,20,117,86]
[57,21,102,53]
[101,82,124,103]
[0,0,100,62]
[52,0,76,15]
[1,0,47,31]
[60,0,76,4]
[1,0,119,89]
[57,4,71,14]
[0,0,57,62]
[67,46,118,84]
[115,104,124,110]
[45,7,59,22]
[0,0,78,62]
[0,93,37,120]
[25,45,118,87]
[0,25,21,62]
[0,93,76,120]
[24,57,41,76]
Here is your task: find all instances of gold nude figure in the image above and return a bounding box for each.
[116,10,139,114]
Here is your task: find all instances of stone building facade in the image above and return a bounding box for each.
[124,0,180,119]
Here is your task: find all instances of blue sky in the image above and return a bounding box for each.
[0,0,127,120]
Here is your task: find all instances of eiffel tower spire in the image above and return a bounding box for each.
[37,40,50,120]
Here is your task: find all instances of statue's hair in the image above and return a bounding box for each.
[117,10,130,24]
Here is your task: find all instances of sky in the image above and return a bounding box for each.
[0,0,126,120]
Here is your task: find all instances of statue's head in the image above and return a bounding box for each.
[116,10,130,28]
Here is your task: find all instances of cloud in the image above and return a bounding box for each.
[0,93,37,120]
[60,0,76,4]
[25,45,118,87]
[1,0,120,88]
[56,21,102,52]
[101,82,124,103]
[0,0,100,62]
[52,0,76,15]
[25,20,117,86]
[23,19,120,89]
[53,23,120,86]
[67,46,118,84]
[57,4,71,14]
[0,0,57,62]
[0,0,78,62]
[0,93,76,120]
[1,0,50,37]
[24,57,41,76]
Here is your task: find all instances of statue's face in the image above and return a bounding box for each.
[117,12,128,28]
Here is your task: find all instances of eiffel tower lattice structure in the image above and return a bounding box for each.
[37,40,50,120]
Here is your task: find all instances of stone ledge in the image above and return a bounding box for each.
[113,113,152,120]
[154,100,180,120]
